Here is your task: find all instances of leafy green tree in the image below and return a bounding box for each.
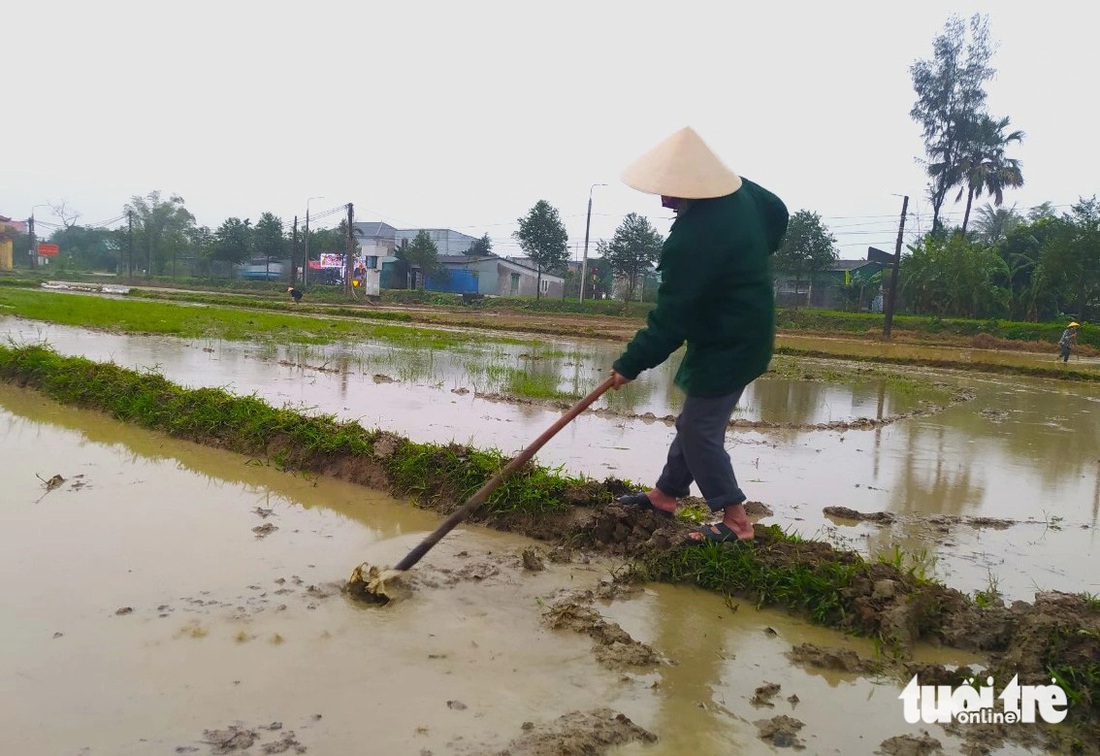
[513,200,568,300]
[253,212,287,260]
[910,14,995,231]
[596,213,663,301]
[1037,198,1100,321]
[956,115,1025,234]
[901,234,1009,318]
[774,210,838,310]
[183,226,215,276]
[306,226,345,256]
[1027,202,1056,223]
[211,218,253,264]
[840,268,883,312]
[401,230,441,289]
[124,191,196,276]
[466,233,492,256]
[47,225,118,271]
[187,226,214,257]
[992,221,1043,320]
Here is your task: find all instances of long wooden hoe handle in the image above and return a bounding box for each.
[393,375,616,572]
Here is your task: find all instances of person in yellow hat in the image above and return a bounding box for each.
[1059,321,1080,362]
[609,127,789,544]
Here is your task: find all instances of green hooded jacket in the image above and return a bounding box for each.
[612,178,789,396]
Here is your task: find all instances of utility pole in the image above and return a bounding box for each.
[291,215,299,284]
[579,183,607,304]
[27,215,36,268]
[344,203,354,294]
[127,211,134,278]
[882,195,908,340]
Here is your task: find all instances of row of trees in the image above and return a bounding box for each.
[35,192,353,277]
[27,192,670,300]
[512,200,666,301]
[902,200,1100,321]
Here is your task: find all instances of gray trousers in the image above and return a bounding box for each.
[655,388,746,512]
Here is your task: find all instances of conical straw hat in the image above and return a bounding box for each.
[621,127,742,198]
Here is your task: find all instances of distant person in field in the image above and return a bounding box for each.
[288,286,303,304]
[1059,321,1079,362]
[608,126,789,545]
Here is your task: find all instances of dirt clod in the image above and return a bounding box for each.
[260,730,306,754]
[496,707,656,755]
[202,726,257,754]
[787,642,881,674]
[823,505,895,523]
[755,714,806,750]
[876,731,943,755]
[252,523,278,539]
[542,592,660,669]
[521,548,545,571]
[751,682,782,707]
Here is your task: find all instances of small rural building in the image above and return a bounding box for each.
[424,254,564,298]
[774,249,888,310]
[353,217,566,297]
[0,215,20,270]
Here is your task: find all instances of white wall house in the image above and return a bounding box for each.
[439,254,564,298]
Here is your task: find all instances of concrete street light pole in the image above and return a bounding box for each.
[578,183,607,303]
[303,196,324,286]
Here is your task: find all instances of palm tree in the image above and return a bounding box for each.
[972,203,1022,244]
[956,115,1025,235]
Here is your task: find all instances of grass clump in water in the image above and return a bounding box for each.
[637,525,862,626]
[503,367,582,402]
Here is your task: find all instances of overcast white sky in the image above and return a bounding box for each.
[4,1,1098,259]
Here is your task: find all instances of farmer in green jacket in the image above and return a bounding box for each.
[610,126,789,544]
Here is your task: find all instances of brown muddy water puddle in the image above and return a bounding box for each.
[2,386,1023,755]
[2,318,1098,605]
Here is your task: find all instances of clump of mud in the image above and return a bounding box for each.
[199,722,306,755]
[754,714,805,750]
[823,505,895,523]
[751,682,782,707]
[495,707,656,755]
[876,731,941,755]
[787,642,882,675]
[542,590,661,669]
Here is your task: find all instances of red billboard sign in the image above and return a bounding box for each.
[38,243,59,257]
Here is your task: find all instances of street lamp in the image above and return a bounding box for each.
[303,196,324,286]
[28,204,50,268]
[579,183,607,303]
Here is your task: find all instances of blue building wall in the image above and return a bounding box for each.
[425,269,478,294]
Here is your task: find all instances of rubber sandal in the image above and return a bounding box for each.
[616,492,674,519]
[688,523,757,545]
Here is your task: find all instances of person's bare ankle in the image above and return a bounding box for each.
[722,504,754,540]
[646,488,678,512]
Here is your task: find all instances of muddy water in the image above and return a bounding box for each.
[2,318,1098,604]
[1,386,1012,755]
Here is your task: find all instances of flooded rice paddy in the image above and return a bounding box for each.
[5,317,1097,602]
[2,313,1097,754]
